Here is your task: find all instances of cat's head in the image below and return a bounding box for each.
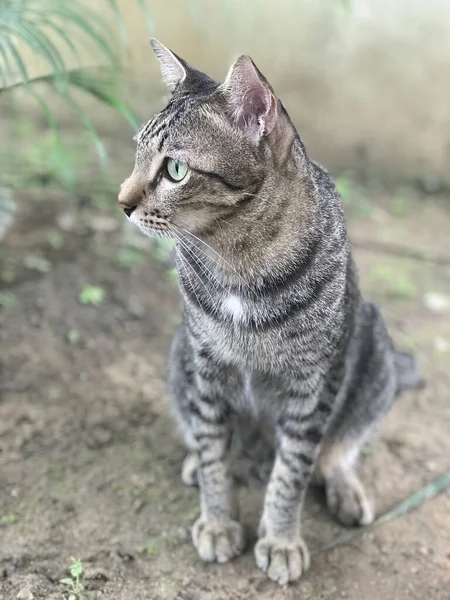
[118,39,296,240]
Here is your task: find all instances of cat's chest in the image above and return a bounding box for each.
[220,294,246,323]
[194,302,298,371]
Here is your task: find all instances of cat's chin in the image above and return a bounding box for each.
[135,221,171,240]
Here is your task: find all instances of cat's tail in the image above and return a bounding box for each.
[394,350,424,395]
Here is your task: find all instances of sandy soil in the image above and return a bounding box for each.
[1,179,449,600]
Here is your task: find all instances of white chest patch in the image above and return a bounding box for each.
[222,294,245,322]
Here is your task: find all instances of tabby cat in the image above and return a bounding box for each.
[118,40,421,585]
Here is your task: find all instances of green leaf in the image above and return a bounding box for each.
[114,248,144,268]
[60,578,74,586]
[69,557,83,577]
[30,15,82,67]
[2,35,29,84]
[166,268,178,286]
[79,285,105,306]
[314,472,450,556]
[108,0,128,42]
[67,329,80,344]
[0,292,17,308]
[136,0,155,33]
[30,4,120,69]
[12,19,67,83]
[0,513,17,524]
[47,231,64,249]
[67,69,138,130]
[146,542,158,557]
[57,89,107,166]
[0,38,14,87]
[376,472,450,525]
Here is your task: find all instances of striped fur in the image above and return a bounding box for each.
[118,41,421,585]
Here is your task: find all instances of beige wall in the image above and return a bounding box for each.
[45,0,450,183]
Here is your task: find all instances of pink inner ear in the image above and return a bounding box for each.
[226,57,278,142]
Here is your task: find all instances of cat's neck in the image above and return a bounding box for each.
[176,161,324,295]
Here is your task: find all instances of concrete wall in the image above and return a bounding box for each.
[84,0,450,183]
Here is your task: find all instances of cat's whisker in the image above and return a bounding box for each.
[176,249,204,312]
[174,225,255,296]
[171,224,243,290]
[170,227,231,297]
[169,228,221,307]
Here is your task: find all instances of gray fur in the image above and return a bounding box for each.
[118,40,421,585]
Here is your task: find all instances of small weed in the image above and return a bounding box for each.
[60,557,86,600]
[0,292,17,308]
[47,231,64,249]
[335,177,354,204]
[79,285,105,306]
[25,133,86,192]
[114,248,144,268]
[152,239,174,263]
[391,196,407,215]
[24,255,52,273]
[0,514,17,525]
[1,267,16,282]
[310,585,323,599]
[166,268,178,286]
[67,329,81,344]
[362,444,373,457]
[187,505,200,521]
[146,542,158,557]
[370,265,417,300]
[91,193,112,210]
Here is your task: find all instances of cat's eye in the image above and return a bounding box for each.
[166,158,188,182]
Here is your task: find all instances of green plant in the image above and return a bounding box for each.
[0,0,143,163]
[67,328,80,343]
[370,264,417,300]
[0,513,18,525]
[60,557,86,600]
[114,247,145,268]
[0,291,17,308]
[79,284,104,305]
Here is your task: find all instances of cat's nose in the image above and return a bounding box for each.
[118,172,144,215]
[120,204,137,218]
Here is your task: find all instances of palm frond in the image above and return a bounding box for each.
[0,0,147,165]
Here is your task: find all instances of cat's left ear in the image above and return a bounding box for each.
[223,55,278,144]
[150,38,187,91]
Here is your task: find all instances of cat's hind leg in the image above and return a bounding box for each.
[317,439,374,526]
[318,376,397,526]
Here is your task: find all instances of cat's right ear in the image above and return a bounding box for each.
[150,39,186,92]
[223,55,278,144]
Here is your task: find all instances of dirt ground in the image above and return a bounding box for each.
[1,158,450,600]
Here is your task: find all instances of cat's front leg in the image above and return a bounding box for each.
[190,362,244,564]
[255,388,330,584]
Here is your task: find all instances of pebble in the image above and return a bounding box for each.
[88,215,120,233]
[177,526,190,544]
[434,337,450,353]
[84,567,109,581]
[16,587,34,600]
[56,211,77,232]
[423,292,450,314]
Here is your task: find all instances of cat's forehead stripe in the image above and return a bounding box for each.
[136,93,194,147]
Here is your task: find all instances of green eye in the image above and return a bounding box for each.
[166,158,188,182]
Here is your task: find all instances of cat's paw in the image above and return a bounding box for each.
[192,517,244,563]
[181,452,199,487]
[255,536,310,585]
[325,471,374,527]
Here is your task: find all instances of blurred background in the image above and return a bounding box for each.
[1,2,449,600]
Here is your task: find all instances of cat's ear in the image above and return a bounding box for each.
[223,55,278,144]
[150,38,186,91]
